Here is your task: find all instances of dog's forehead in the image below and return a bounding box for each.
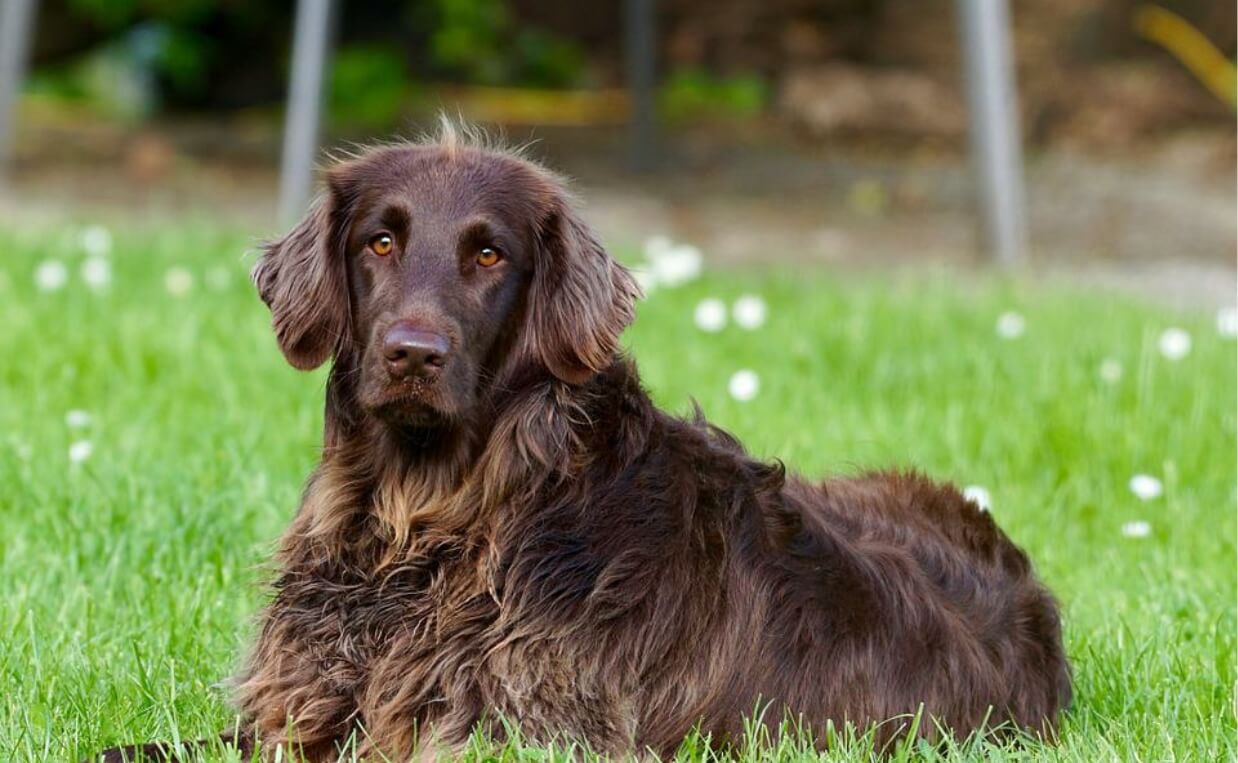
[343,145,553,220]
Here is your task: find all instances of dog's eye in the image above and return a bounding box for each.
[368,233,394,256]
[477,246,503,268]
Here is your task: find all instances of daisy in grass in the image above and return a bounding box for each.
[35,260,68,292]
[732,294,767,330]
[995,311,1025,339]
[641,236,703,289]
[1128,474,1163,501]
[694,298,727,332]
[728,370,759,402]
[81,256,112,291]
[1157,328,1190,361]
[1216,307,1236,339]
[68,440,93,464]
[962,485,991,513]
[165,267,194,296]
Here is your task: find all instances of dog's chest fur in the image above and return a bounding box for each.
[278,538,469,683]
[237,500,645,760]
[259,532,488,745]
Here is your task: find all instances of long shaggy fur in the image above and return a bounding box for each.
[98,125,1070,763]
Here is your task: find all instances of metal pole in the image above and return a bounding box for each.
[278,0,335,226]
[0,0,38,176]
[624,0,656,172]
[957,0,1027,266]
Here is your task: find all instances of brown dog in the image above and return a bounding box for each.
[99,125,1070,761]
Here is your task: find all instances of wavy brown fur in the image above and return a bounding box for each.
[98,125,1070,762]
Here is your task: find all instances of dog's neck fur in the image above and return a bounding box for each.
[286,354,640,569]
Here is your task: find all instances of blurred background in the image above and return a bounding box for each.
[0,0,1233,306]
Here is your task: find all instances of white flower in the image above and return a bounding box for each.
[79,225,113,258]
[693,298,728,332]
[638,236,704,289]
[962,485,991,512]
[205,266,231,291]
[1120,520,1151,539]
[995,311,1025,339]
[1157,328,1191,361]
[1099,358,1123,384]
[80,256,112,290]
[1129,474,1163,501]
[68,440,93,464]
[732,294,767,330]
[1216,306,1237,339]
[630,266,658,295]
[65,409,92,429]
[728,369,760,402]
[649,244,702,288]
[165,267,194,296]
[35,260,68,292]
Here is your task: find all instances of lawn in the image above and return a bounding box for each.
[0,220,1234,762]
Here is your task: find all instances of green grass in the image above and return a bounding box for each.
[0,220,1234,761]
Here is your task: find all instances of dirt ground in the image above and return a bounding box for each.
[1,118,1233,310]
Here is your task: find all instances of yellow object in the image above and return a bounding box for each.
[1134,4,1237,109]
[438,86,632,126]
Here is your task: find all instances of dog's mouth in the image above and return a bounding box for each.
[374,398,450,428]
[367,379,453,427]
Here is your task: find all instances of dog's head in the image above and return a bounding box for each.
[253,128,639,431]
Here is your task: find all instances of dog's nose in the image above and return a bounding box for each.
[383,323,450,380]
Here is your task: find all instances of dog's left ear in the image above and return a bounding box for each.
[524,193,641,385]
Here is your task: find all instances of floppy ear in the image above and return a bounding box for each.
[524,196,641,385]
[252,193,350,370]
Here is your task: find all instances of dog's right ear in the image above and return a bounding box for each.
[252,176,352,370]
